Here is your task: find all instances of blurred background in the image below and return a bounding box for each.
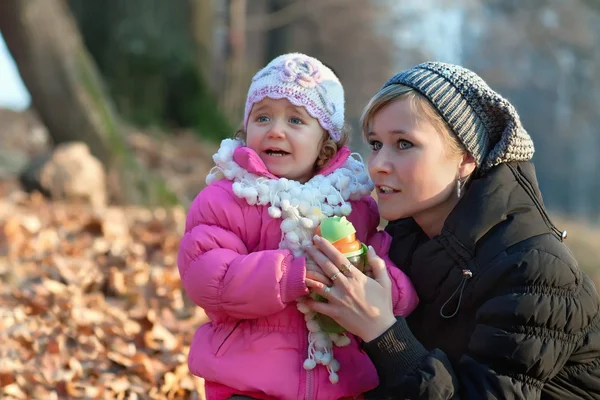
[0,0,599,399]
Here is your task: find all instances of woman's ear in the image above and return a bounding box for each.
[459,153,477,179]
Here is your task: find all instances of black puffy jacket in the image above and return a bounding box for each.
[363,162,600,399]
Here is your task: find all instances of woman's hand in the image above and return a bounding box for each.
[304,236,397,343]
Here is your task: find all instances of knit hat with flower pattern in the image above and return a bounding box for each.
[244,53,345,141]
[382,61,535,173]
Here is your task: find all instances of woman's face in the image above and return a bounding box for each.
[367,98,466,227]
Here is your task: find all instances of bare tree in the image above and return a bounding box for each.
[0,0,176,204]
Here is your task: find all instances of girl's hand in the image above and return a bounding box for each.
[305,255,332,287]
[305,237,397,342]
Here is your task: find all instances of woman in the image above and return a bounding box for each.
[304,62,600,399]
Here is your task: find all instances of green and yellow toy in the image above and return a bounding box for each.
[312,216,368,333]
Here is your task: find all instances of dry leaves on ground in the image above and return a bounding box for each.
[0,185,208,400]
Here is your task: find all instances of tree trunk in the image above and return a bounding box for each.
[0,0,118,165]
[221,0,248,124]
[0,0,176,205]
[189,0,215,84]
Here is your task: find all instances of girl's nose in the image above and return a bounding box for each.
[267,119,286,139]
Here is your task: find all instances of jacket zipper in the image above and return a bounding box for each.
[305,331,313,400]
[507,164,565,241]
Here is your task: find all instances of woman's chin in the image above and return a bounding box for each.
[378,207,408,222]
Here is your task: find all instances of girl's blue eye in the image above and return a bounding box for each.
[257,115,269,122]
[368,140,382,151]
[399,140,413,150]
[290,117,303,125]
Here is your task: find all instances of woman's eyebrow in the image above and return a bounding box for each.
[367,129,407,138]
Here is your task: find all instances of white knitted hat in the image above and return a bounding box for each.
[243,53,345,141]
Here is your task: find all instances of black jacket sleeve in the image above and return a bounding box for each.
[362,248,598,399]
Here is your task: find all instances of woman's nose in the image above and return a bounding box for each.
[368,149,392,174]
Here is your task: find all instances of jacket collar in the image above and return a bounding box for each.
[233,145,352,179]
[387,162,561,275]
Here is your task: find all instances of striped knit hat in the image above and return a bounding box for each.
[382,62,535,173]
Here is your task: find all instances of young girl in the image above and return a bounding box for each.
[177,53,418,400]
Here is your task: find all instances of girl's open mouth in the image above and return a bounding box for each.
[265,149,290,157]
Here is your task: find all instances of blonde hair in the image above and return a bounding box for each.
[233,126,350,170]
[360,84,466,158]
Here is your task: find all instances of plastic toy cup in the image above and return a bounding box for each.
[311,216,367,333]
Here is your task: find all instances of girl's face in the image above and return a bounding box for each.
[246,97,325,183]
[367,99,472,233]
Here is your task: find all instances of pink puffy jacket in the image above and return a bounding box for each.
[177,145,419,400]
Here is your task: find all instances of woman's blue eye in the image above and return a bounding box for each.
[399,140,413,150]
[257,115,269,122]
[369,140,382,151]
[290,117,303,125]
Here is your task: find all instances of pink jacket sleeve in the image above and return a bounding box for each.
[347,196,419,317]
[177,182,309,320]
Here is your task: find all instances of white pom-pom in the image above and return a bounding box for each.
[304,358,317,370]
[286,231,300,243]
[259,195,270,204]
[279,192,291,202]
[281,199,291,210]
[301,239,313,248]
[298,201,311,215]
[301,188,315,200]
[291,198,300,207]
[326,194,339,205]
[322,204,333,215]
[241,187,258,198]
[297,302,310,313]
[290,187,302,198]
[316,338,329,349]
[232,182,243,196]
[329,359,340,372]
[272,195,281,206]
[340,204,352,216]
[332,206,341,215]
[268,206,281,219]
[224,170,234,179]
[339,176,350,188]
[328,333,340,342]
[320,352,333,365]
[329,371,339,384]
[314,351,324,362]
[281,218,298,233]
[304,312,315,321]
[257,184,269,196]
[279,178,290,190]
[300,217,314,229]
[306,320,320,332]
[334,334,351,347]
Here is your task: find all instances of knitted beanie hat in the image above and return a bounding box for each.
[244,53,345,141]
[382,61,535,173]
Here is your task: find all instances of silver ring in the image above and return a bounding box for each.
[323,286,332,299]
[330,272,341,281]
[340,263,352,275]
